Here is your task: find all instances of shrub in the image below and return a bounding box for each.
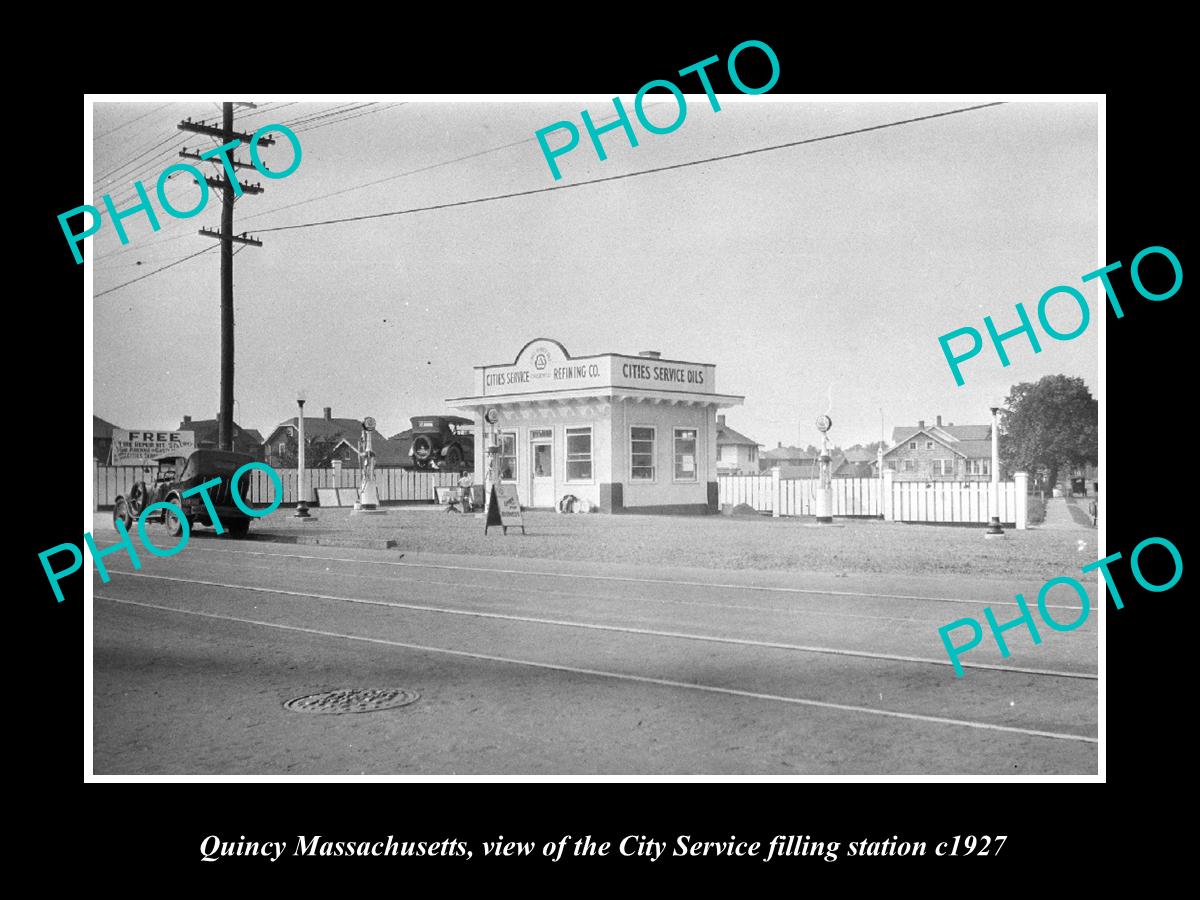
[1026,495,1047,526]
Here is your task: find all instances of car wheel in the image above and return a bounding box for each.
[164,504,188,538]
[128,482,148,516]
[113,499,133,531]
[445,444,463,469]
[227,519,251,539]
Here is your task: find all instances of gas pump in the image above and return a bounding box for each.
[815,413,833,524]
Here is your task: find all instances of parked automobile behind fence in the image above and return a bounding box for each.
[391,415,474,472]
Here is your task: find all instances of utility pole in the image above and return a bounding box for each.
[178,103,272,451]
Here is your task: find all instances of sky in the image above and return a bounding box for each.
[91,98,1098,448]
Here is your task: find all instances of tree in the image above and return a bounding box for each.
[1000,375,1097,489]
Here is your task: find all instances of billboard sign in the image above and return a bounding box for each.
[110,430,195,466]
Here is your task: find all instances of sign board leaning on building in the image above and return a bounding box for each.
[109,430,195,466]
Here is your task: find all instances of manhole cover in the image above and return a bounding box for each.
[284,689,420,715]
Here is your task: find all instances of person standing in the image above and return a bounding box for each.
[458,470,475,512]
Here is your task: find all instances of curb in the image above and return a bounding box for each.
[248,532,399,551]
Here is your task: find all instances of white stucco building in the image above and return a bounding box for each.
[447,338,743,513]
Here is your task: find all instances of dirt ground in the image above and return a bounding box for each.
[241,507,1098,583]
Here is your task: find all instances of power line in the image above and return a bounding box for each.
[239,105,653,224]
[293,103,404,133]
[276,102,363,128]
[94,243,217,297]
[256,103,1006,236]
[95,103,172,140]
[94,128,179,185]
[288,103,376,130]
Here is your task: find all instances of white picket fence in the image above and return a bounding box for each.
[93,464,459,510]
[718,469,1028,528]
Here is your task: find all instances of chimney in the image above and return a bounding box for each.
[918,419,925,429]
[778,442,782,449]
[638,350,661,359]
[182,415,191,425]
[323,407,332,421]
[717,414,726,428]
[936,415,942,427]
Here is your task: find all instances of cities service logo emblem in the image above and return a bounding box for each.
[533,350,549,370]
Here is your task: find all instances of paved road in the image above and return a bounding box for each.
[90,528,1099,775]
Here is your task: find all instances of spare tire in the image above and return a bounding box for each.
[412,436,433,467]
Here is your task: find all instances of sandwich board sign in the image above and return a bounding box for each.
[484,483,525,535]
[110,430,195,466]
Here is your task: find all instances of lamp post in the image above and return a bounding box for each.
[295,390,311,518]
[985,405,1004,537]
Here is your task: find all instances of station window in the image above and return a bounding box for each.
[674,428,698,482]
[500,432,517,481]
[631,426,656,481]
[565,427,593,482]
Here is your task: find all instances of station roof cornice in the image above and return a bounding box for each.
[472,336,716,370]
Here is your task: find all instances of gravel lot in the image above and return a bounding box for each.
[243,507,1095,582]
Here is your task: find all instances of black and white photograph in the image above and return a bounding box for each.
[76,92,1108,778]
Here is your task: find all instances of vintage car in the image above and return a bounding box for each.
[394,415,474,471]
[112,449,258,538]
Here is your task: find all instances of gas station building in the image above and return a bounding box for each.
[446,338,743,513]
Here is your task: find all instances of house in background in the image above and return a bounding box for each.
[324,434,407,469]
[834,448,878,478]
[759,444,812,472]
[94,415,119,462]
[262,407,375,471]
[715,415,761,475]
[178,415,264,460]
[883,415,993,482]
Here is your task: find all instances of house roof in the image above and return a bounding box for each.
[951,440,993,459]
[329,435,407,466]
[716,423,759,446]
[264,416,372,445]
[884,429,964,458]
[178,418,262,446]
[761,445,813,461]
[842,448,877,463]
[892,423,991,444]
[93,415,118,438]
